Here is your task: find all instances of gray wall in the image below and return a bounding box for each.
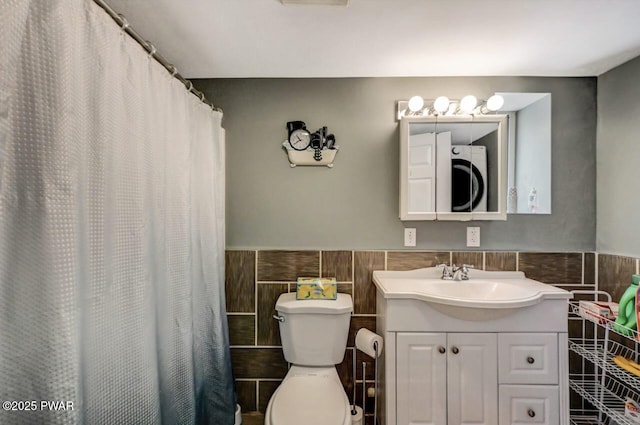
[597,56,640,257]
[195,77,596,251]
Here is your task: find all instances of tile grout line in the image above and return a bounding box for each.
[581,252,585,285]
[351,250,355,306]
[515,251,519,271]
[254,250,258,348]
[255,379,259,413]
[594,252,599,292]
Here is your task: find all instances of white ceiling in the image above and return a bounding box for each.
[105,0,640,79]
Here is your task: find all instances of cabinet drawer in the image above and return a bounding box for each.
[498,333,558,384]
[499,385,559,424]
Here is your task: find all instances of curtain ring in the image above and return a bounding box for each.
[186,81,194,92]
[118,15,129,32]
[169,65,178,77]
[199,92,206,101]
[147,44,157,58]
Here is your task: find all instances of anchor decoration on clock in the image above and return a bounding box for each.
[282,120,339,167]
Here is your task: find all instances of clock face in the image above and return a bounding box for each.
[290,129,311,151]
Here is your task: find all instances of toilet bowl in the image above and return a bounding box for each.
[265,293,353,425]
[265,366,351,425]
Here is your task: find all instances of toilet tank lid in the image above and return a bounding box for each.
[276,293,353,314]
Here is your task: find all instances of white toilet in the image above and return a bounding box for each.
[265,292,353,425]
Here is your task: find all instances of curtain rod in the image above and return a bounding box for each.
[92,0,221,114]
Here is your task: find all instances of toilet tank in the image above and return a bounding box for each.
[275,293,353,366]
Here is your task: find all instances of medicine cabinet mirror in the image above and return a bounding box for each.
[399,115,508,221]
[498,92,552,214]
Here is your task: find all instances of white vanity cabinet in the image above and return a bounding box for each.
[396,332,497,425]
[372,268,572,425]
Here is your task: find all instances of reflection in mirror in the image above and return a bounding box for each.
[406,121,436,214]
[498,93,552,214]
[446,121,498,213]
[400,116,507,221]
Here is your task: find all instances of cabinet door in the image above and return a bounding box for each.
[396,333,447,425]
[447,333,498,425]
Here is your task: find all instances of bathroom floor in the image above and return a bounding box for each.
[242,412,264,425]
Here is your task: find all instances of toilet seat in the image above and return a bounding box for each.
[269,375,348,425]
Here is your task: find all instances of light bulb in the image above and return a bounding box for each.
[433,96,450,113]
[486,94,504,111]
[407,96,424,113]
[459,95,477,114]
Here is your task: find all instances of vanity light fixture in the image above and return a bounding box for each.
[433,96,450,114]
[459,95,478,114]
[396,94,505,120]
[407,96,425,113]
[484,94,505,112]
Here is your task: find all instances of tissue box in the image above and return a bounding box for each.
[625,398,640,422]
[296,277,337,300]
[579,301,619,323]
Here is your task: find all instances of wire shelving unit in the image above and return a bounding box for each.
[569,290,640,424]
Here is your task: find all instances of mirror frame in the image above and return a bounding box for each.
[399,114,509,221]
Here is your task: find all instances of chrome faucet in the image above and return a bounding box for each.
[438,264,454,280]
[452,264,474,281]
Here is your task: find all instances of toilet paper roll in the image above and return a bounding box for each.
[355,328,383,358]
[350,405,363,425]
[234,404,242,425]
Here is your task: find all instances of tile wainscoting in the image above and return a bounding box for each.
[225,250,639,424]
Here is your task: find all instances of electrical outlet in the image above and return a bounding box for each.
[404,228,416,247]
[466,227,480,247]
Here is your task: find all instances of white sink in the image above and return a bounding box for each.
[372,267,571,314]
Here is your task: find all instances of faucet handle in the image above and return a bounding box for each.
[437,263,454,280]
[460,264,474,280]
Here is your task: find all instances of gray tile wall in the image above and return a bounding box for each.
[227,249,600,424]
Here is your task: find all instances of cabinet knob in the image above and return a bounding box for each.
[438,346,446,354]
[527,356,535,364]
[451,346,459,355]
[527,409,536,418]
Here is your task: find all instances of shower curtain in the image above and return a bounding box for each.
[0,1,234,424]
